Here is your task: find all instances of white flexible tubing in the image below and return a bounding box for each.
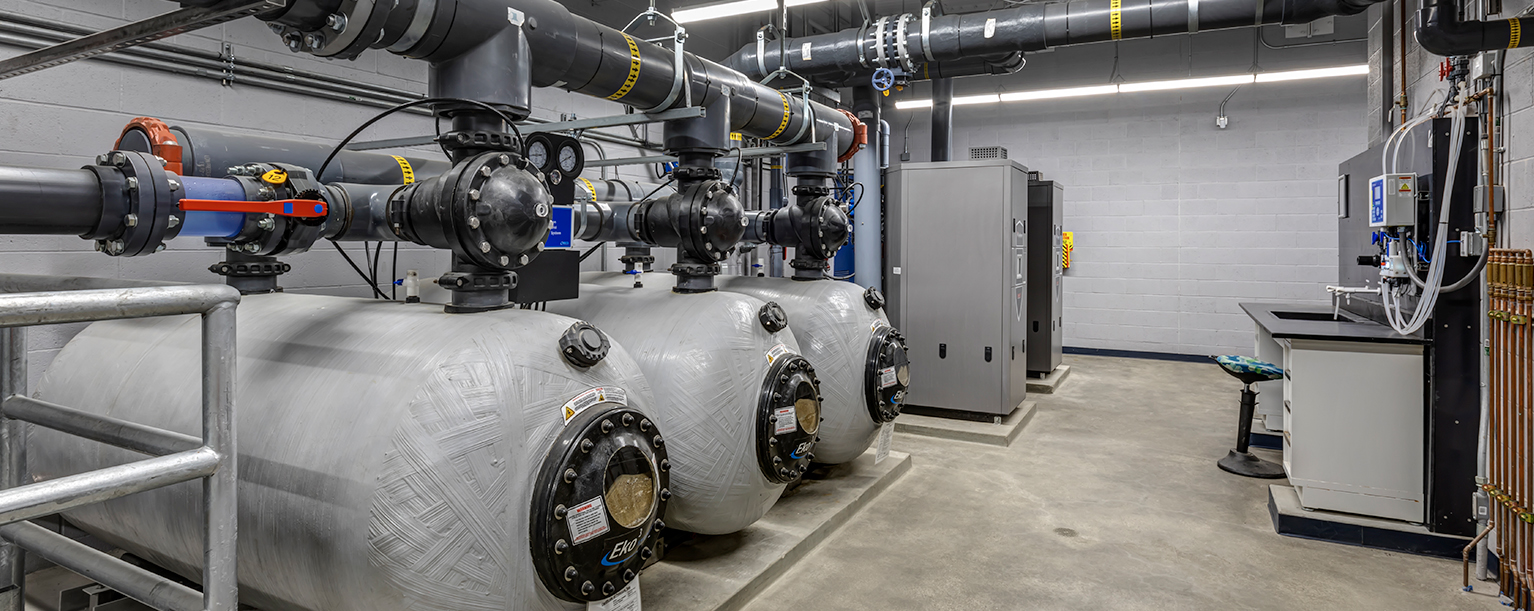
[1384,106,1466,335]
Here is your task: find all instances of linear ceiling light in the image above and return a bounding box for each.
[952,94,1001,105]
[1254,64,1370,82]
[1116,74,1255,92]
[673,0,827,23]
[999,84,1120,102]
[892,64,1368,110]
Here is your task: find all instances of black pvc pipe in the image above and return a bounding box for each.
[727,0,1385,85]
[1417,0,1527,56]
[932,78,953,162]
[0,167,102,236]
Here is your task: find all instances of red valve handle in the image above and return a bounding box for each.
[179,199,328,218]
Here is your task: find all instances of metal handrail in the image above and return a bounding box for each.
[0,281,240,611]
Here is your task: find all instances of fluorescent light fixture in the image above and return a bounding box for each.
[999,84,1119,102]
[892,64,1368,110]
[1117,74,1255,92]
[673,0,826,23]
[952,94,1000,105]
[1254,64,1369,82]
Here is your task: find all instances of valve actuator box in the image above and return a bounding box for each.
[1369,173,1416,227]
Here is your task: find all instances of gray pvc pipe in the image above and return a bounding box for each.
[0,166,102,236]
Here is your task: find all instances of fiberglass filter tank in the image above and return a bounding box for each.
[32,293,669,610]
[712,274,910,464]
[547,278,822,535]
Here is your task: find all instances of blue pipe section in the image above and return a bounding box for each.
[178,176,246,238]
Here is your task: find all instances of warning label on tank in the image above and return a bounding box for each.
[568,496,611,545]
[588,580,641,611]
[765,343,794,365]
[562,387,628,424]
[774,406,798,435]
[874,421,894,465]
[879,366,898,389]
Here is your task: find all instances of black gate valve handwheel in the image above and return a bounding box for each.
[560,322,610,368]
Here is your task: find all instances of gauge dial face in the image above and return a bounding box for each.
[558,144,579,173]
[527,140,549,170]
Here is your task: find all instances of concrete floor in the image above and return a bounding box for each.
[740,355,1504,611]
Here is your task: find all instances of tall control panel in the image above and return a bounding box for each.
[1027,177,1065,376]
[887,159,1029,416]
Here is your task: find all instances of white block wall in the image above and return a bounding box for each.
[887,28,1369,356]
[0,0,665,385]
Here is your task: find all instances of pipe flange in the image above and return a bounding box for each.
[756,354,821,481]
[672,165,722,182]
[790,185,830,197]
[89,150,178,257]
[209,260,292,277]
[863,286,886,310]
[531,404,669,604]
[560,322,611,368]
[758,301,789,333]
[864,325,910,423]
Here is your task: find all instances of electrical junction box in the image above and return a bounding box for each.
[1369,173,1416,227]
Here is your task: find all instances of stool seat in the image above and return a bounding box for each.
[1213,355,1284,386]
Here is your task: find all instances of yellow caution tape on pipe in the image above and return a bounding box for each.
[1111,0,1123,40]
[768,92,791,139]
[391,155,414,184]
[608,34,642,101]
[1509,18,1523,48]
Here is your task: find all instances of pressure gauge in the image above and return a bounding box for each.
[527,140,549,171]
[527,140,552,171]
[558,143,581,173]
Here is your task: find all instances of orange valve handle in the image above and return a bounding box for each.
[179,199,328,218]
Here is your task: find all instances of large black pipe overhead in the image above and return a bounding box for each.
[1416,0,1528,55]
[727,0,1385,86]
[249,0,860,161]
[931,78,953,162]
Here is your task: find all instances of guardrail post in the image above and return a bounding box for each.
[201,301,237,611]
[0,327,25,611]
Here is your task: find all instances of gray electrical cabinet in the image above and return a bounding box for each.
[1027,177,1064,375]
[887,159,1028,416]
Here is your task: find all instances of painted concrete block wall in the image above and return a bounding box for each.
[885,27,1369,356]
[0,0,661,385]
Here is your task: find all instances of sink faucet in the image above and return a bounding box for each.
[1325,285,1381,320]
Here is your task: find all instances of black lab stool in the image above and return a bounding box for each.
[1212,355,1287,479]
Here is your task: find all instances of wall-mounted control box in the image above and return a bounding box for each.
[1369,173,1417,227]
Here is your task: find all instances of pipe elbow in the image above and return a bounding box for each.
[1415,7,1525,55]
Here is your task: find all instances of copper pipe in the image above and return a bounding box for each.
[1468,520,1496,589]
[1487,93,1498,246]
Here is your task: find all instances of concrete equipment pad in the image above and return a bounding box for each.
[1268,484,1470,558]
[641,449,912,611]
[893,400,1036,446]
[1025,365,1072,394]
